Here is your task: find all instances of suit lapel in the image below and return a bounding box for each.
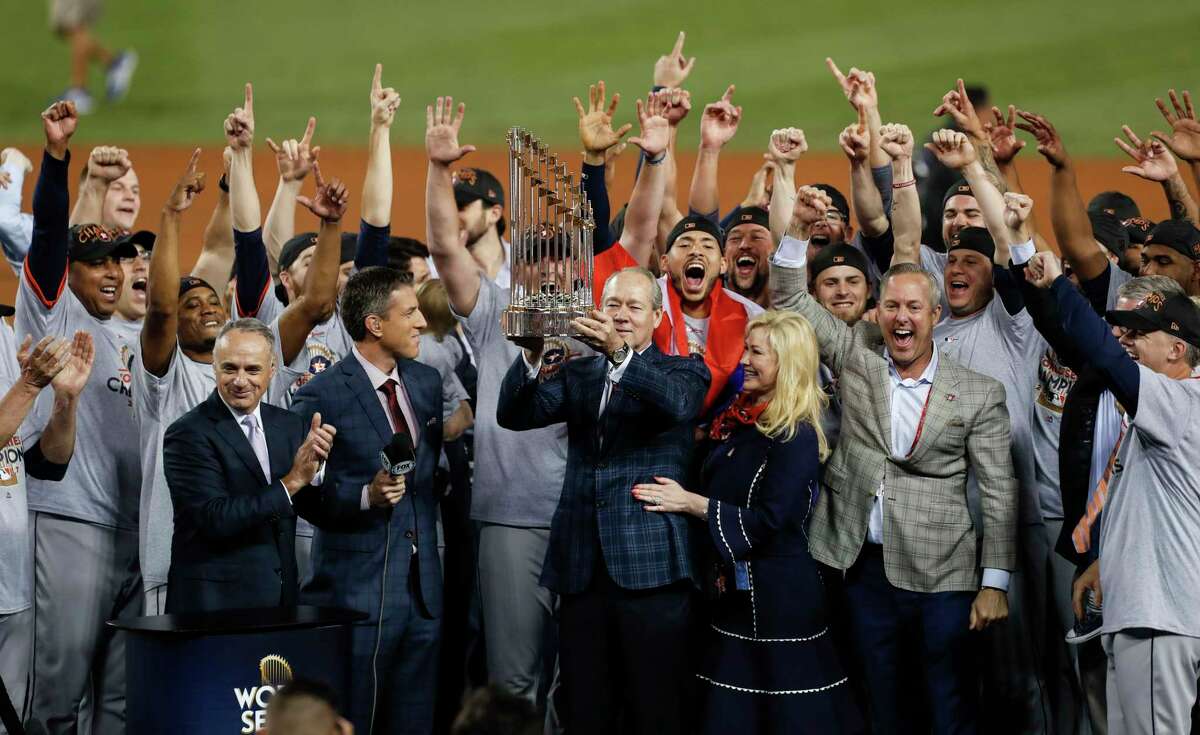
[907,359,960,464]
[398,359,431,445]
[342,357,393,445]
[867,356,894,453]
[204,391,269,485]
[262,406,293,483]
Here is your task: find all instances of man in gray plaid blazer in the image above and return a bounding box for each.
[771,236,1018,734]
[497,268,709,735]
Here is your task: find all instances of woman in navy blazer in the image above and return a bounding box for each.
[635,311,863,734]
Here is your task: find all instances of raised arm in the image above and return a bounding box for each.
[363,64,400,228]
[880,123,920,264]
[575,80,631,254]
[69,146,129,226]
[142,149,206,377]
[1152,88,1200,201]
[827,58,888,169]
[687,85,741,219]
[1016,110,1110,281]
[656,88,691,251]
[924,129,1013,262]
[276,165,348,364]
[189,147,234,298]
[27,101,79,306]
[225,84,275,318]
[262,117,318,271]
[841,107,889,237]
[765,128,807,242]
[618,92,671,268]
[1115,126,1198,224]
[424,97,481,317]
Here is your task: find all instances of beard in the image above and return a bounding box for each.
[729,268,768,300]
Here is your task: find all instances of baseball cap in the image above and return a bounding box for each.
[666,214,724,252]
[947,226,995,261]
[1089,211,1130,256]
[1146,220,1200,261]
[1107,291,1200,348]
[724,206,771,241]
[0,304,14,317]
[452,168,504,209]
[942,179,975,209]
[1088,191,1140,222]
[178,275,217,298]
[68,224,149,262]
[278,232,358,273]
[811,184,850,223]
[1123,217,1156,246]
[810,243,870,280]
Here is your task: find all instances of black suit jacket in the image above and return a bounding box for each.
[164,390,315,613]
[290,354,444,621]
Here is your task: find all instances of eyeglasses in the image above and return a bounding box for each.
[823,210,845,224]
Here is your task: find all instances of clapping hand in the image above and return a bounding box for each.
[266,117,319,183]
[653,31,695,88]
[287,412,337,492]
[296,162,349,222]
[1115,126,1178,182]
[50,332,95,400]
[17,335,73,390]
[699,85,741,150]
[574,80,632,162]
[924,129,977,170]
[224,83,255,150]
[1152,89,1200,162]
[425,96,476,165]
[165,148,206,213]
[984,105,1026,164]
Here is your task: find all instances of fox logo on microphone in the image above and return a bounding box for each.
[234,654,293,733]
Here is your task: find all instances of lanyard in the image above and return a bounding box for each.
[904,383,935,458]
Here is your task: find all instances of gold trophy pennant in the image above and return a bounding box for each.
[502,127,596,337]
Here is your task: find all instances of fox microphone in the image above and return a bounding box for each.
[380,432,415,477]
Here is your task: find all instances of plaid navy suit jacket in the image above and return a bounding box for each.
[497,344,710,594]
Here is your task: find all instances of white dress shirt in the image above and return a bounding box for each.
[219,395,317,504]
[352,345,420,511]
[521,342,639,417]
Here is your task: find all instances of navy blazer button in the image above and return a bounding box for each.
[404,530,415,540]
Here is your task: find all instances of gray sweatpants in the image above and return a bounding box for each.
[0,609,32,733]
[477,524,556,705]
[1103,630,1200,735]
[29,513,142,735]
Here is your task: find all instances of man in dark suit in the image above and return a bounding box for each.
[497,266,709,735]
[163,318,335,614]
[290,266,443,735]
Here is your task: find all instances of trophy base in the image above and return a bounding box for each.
[502,308,586,338]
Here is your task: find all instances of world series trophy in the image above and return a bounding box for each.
[501,127,596,337]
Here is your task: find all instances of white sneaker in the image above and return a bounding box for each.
[106,50,138,102]
[56,88,95,115]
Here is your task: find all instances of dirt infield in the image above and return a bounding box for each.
[0,145,1179,306]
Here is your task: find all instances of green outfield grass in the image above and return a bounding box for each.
[3,0,1198,155]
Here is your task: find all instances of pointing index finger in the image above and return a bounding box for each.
[721,84,735,103]
[302,116,316,146]
[671,31,686,57]
[825,57,846,87]
[243,83,253,115]
[372,63,382,94]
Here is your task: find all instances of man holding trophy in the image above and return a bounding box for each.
[494,93,711,735]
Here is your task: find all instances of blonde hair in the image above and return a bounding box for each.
[746,311,830,460]
[416,279,456,340]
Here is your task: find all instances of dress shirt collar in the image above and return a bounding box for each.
[884,343,939,387]
[352,344,401,391]
[218,392,264,428]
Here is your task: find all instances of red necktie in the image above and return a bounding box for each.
[378,378,411,441]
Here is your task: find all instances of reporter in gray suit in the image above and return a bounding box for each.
[770,234,1017,734]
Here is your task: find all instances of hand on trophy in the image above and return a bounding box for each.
[629,91,670,159]
[574,80,633,166]
[425,96,476,165]
[572,309,625,354]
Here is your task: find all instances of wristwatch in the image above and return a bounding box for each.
[606,344,631,366]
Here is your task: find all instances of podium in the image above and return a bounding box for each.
[109,605,367,735]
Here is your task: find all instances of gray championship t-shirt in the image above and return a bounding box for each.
[934,292,1044,525]
[1100,368,1200,637]
[132,344,216,587]
[418,334,470,420]
[16,275,142,530]
[1028,346,1077,519]
[0,319,32,613]
[455,276,589,527]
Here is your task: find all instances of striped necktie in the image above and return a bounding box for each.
[1071,422,1127,554]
